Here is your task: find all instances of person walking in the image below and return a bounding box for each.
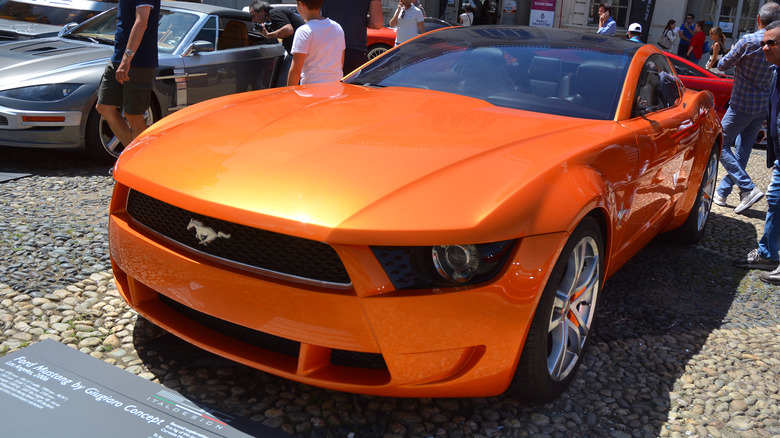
[677,13,695,57]
[390,0,424,45]
[706,26,726,73]
[686,21,706,64]
[95,0,160,149]
[735,19,780,282]
[322,0,383,76]
[715,2,780,214]
[657,19,676,52]
[596,4,616,36]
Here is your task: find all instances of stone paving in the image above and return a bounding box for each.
[0,146,778,438]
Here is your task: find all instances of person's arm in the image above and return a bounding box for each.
[416,14,425,35]
[116,5,151,84]
[389,2,402,28]
[266,23,293,39]
[368,0,383,29]
[718,36,745,71]
[287,52,305,86]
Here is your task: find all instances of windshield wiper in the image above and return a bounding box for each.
[65,34,114,46]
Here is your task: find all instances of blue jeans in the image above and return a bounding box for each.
[717,107,765,196]
[758,161,780,260]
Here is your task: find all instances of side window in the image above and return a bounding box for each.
[632,55,681,117]
[217,17,250,50]
[194,15,217,47]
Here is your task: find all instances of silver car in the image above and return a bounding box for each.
[0,0,116,42]
[0,1,284,162]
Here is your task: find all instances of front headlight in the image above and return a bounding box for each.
[0,84,83,102]
[371,240,516,290]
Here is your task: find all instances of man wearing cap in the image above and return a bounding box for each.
[627,23,642,43]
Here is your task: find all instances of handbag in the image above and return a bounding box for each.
[658,30,673,50]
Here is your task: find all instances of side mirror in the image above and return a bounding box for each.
[58,22,78,37]
[183,40,215,56]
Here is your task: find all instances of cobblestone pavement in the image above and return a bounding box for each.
[0,146,778,438]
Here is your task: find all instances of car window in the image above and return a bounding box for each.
[347,32,630,120]
[668,56,707,78]
[157,10,199,54]
[193,15,217,47]
[216,17,250,50]
[632,54,681,117]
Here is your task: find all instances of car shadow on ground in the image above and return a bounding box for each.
[131,211,765,437]
[0,146,111,178]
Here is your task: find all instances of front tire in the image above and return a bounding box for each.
[85,103,156,164]
[666,144,719,244]
[508,216,603,402]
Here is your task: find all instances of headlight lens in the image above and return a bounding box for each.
[372,240,516,290]
[0,84,82,101]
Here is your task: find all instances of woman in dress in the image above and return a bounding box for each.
[706,26,726,73]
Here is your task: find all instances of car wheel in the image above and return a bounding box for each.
[508,216,603,402]
[85,104,156,164]
[367,43,391,60]
[666,144,719,244]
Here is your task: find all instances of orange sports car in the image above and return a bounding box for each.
[109,26,722,401]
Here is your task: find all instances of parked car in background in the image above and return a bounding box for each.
[666,52,732,119]
[0,0,115,42]
[367,17,456,59]
[0,1,283,162]
[109,27,721,401]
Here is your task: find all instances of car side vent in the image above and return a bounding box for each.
[125,190,352,287]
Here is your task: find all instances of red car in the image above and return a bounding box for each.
[367,17,456,59]
[665,52,732,119]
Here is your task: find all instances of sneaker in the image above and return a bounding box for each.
[733,249,779,270]
[713,192,727,206]
[734,187,764,214]
[759,265,780,285]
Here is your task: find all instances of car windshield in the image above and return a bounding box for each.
[0,0,112,25]
[67,8,200,55]
[346,27,632,120]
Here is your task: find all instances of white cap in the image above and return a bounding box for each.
[628,23,642,33]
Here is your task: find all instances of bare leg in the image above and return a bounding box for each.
[125,113,149,142]
[96,103,133,146]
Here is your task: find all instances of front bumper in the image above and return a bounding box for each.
[108,183,566,397]
[0,103,83,148]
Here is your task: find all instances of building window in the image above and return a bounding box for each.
[590,0,632,30]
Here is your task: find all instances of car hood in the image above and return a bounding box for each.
[116,82,617,244]
[0,18,62,39]
[0,38,111,88]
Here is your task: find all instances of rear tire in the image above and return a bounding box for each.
[508,216,603,402]
[666,144,719,244]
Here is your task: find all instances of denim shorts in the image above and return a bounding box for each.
[97,62,155,115]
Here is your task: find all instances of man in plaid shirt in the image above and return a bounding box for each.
[715,2,780,215]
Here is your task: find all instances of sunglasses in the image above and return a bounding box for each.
[401,9,405,18]
[761,39,780,48]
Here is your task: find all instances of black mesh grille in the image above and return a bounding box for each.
[126,190,351,285]
[0,115,7,126]
[159,294,302,358]
[159,294,388,370]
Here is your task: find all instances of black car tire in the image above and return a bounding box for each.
[508,216,603,402]
[665,143,719,244]
[85,103,157,164]
[367,43,391,60]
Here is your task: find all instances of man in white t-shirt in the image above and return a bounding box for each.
[389,0,424,45]
[288,0,345,86]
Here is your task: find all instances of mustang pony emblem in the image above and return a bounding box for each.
[187,219,230,245]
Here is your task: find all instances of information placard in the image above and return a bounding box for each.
[0,340,291,437]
